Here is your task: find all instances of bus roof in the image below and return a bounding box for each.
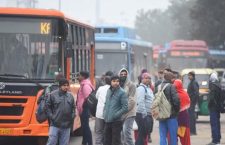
[181,68,215,76]
[169,40,208,51]
[0,7,65,18]
[95,25,152,47]
[0,7,94,29]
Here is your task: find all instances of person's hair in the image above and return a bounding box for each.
[164,68,172,72]
[111,75,120,81]
[105,76,111,85]
[188,71,195,78]
[141,69,148,74]
[172,71,179,79]
[105,71,114,76]
[79,71,89,79]
[59,78,69,87]
[158,70,164,74]
[104,71,114,85]
[164,72,174,81]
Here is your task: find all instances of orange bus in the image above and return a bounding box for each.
[158,40,209,72]
[0,7,95,142]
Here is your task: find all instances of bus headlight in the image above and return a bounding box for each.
[121,42,127,50]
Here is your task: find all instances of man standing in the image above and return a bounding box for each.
[207,73,221,145]
[46,78,75,145]
[187,71,199,135]
[95,71,114,145]
[119,68,136,145]
[103,75,128,145]
[77,71,94,145]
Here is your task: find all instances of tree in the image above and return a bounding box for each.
[190,0,225,46]
[134,9,176,45]
[168,0,196,40]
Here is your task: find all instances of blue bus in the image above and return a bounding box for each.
[95,25,153,82]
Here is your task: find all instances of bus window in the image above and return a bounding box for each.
[76,49,79,72]
[83,28,86,45]
[80,49,84,70]
[95,28,101,33]
[103,28,118,33]
[79,27,83,45]
[75,26,79,46]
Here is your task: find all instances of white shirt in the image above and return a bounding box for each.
[95,85,110,119]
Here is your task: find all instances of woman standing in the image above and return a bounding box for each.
[135,73,154,145]
[173,79,191,145]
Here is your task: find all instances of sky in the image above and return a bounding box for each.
[0,0,170,27]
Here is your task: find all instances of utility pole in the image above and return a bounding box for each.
[16,0,37,8]
[59,0,61,11]
[96,0,100,24]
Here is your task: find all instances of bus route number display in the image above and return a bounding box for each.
[40,22,51,34]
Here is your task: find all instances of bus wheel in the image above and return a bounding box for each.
[37,137,48,145]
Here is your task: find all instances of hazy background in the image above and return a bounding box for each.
[0,0,170,27]
[1,0,225,48]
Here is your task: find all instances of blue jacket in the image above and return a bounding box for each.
[103,87,128,122]
[136,83,154,117]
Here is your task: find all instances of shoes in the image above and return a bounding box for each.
[148,136,152,143]
[190,132,197,136]
[148,134,152,143]
[206,142,221,145]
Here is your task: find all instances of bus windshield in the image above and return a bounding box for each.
[0,17,65,80]
[95,52,127,76]
[167,57,207,72]
[183,74,209,89]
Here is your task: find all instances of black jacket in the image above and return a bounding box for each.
[187,79,199,106]
[208,81,221,111]
[154,79,163,94]
[46,89,75,128]
[161,81,180,118]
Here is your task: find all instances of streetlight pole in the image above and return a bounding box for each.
[59,0,61,11]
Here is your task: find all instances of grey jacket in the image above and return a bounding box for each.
[119,68,137,119]
[46,89,75,128]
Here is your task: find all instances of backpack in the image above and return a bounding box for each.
[151,83,171,120]
[86,88,98,117]
[218,89,225,113]
[35,85,53,123]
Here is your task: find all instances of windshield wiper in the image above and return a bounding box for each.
[0,73,27,78]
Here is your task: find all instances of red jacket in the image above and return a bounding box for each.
[173,79,190,112]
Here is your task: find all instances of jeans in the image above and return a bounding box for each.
[104,121,123,145]
[95,118,105,145]
[46,126,70,145]
[122,116,135,145]
[159,118,178,145]
[135,113,151,145]
[210,110,221,143]
[81,102,93,145]
[188,104,196,134]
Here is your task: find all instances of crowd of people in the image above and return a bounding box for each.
[43,68,222,145]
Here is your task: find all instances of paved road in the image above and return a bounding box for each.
[70,115,225,145]
[0,115,224,145]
